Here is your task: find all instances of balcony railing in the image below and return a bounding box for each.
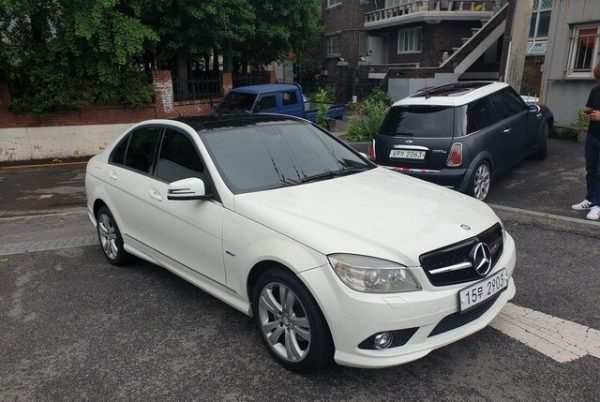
[365,0,499,24]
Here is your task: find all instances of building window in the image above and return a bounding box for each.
[397,28,422,54]
[359,32,369,57]
[327,0,341,8]
[327,35,340,56]
[567,25,599,77]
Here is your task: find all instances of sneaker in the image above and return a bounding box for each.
[586,206,600,221]
[572,199,593,210]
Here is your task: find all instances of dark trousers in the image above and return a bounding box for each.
[585,134,600,206]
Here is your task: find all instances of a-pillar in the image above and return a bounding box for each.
[152,70,174,118]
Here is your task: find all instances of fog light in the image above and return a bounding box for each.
[374,332,393,350]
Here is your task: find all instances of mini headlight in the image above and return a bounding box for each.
[328,254,421,293]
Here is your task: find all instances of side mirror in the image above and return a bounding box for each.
[528,104,541,113]
[167,177,208,201]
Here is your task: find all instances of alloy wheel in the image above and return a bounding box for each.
[98,213,119,260]
[473,163,491,200]
[257,282,311,362]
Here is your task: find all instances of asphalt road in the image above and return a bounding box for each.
[1,219,599,402]
[1,138,599,401]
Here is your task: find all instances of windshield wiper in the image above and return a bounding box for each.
[300,167,370,183]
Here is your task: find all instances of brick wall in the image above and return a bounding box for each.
[384,21,480,66]
[0,70,221,129]
[321,0,375,77]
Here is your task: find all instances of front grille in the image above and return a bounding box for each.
[419,223,503,286]
[428,291,504,337]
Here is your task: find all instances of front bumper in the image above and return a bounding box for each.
[298,233,517,369]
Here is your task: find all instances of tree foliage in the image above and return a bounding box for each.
[0,0,322,113]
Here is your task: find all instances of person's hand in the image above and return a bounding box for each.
[590,110,600,121]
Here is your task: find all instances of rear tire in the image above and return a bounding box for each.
[468,161,491,201]
[251,268,333,373]
[96,206,132,266]
[532,123,549,160]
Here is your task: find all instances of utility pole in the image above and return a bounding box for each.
[504,0,534,93]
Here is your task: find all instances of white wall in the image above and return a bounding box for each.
[0,124,130,163]
[387,73,459,101]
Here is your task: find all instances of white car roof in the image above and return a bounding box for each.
[392,81,510,107]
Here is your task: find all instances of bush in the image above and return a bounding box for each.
[314,88,333,129]
[346,89,391,142]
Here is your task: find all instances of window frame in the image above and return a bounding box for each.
[397,27,423,54]
[326,35,341,57]
[327,0,341,9]
[487,88,528,122]
[255,94,278,112]
[154,127,206,184]
[567,24,600,78]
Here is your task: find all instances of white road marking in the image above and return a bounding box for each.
[489,203,600,228]
[490,303,600,363]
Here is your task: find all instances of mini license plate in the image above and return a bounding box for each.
[458,269,508,313]
[389,149,426,160]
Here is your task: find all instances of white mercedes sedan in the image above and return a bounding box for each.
[85,114,516,372]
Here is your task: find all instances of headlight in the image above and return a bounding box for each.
[328,254,421,293]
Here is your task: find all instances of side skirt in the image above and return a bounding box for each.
[123,234,252,316]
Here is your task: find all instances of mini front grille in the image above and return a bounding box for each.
[419,223,503,286]
[428,291,503,337]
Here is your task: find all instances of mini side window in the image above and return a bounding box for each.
[156,129,204,183]
[109,135,130,165]
[466,99,495,134]
[123,127,162,173]
[282,91,297,106]
[489,89,526,121]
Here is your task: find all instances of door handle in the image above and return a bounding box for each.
[108,171,118,180]
[149,189,163,201]
[503,128,512,134]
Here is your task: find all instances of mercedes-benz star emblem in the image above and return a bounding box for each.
[470,242,492,276]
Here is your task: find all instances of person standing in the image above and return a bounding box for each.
[572,63,600,220]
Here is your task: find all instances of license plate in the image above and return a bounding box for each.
[389,149,426,160]
[458,269,508,313]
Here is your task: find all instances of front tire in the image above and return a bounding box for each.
[469,161,491,201]
[96,206,132,266]
[532,122,549,160]
[251,268,333,373]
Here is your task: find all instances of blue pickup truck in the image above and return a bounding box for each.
[215,84,346,123]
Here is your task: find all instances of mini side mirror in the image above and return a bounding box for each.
[167,177,208,201]
[528,104,541,113]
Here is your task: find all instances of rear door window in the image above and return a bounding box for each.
[110,135,130,165]
[380,105,455,138]
[123,127,162,174]
[156,129,204,183]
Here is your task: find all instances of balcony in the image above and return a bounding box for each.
[364,0,500,30]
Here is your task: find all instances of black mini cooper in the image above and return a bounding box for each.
[371,82,553,200]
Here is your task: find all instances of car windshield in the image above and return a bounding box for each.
[216,92,257,113]
[201,122,373,194]
[379,105,455,138]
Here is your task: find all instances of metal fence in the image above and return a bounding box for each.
[233,72,268,88]
[172,74,221,102]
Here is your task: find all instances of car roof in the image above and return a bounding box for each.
[175,113,306,132]
[393,81,509,107]
[232,83,299,94]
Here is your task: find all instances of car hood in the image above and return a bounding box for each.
[233,167,500,266]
